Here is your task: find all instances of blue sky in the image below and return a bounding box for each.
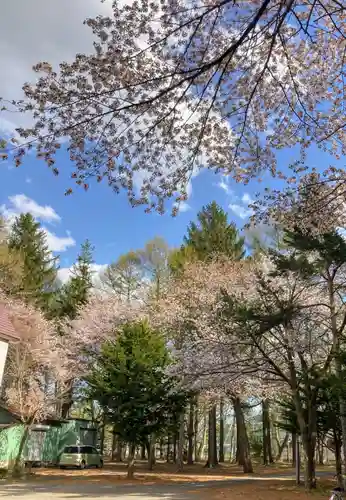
[0,149,261,280]
[0,0,344,282]
[1,141,340,283]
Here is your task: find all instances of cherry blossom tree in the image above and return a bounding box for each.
[152,258,261,472]
[1,295,70,473]
[153,254,339,487]
[61,293,144,388]
[1,1,346,211]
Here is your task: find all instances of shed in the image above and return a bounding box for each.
[0,304,20,388]
[0,410,99,469]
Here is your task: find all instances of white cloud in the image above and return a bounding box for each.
[58,263,107,285]
[43,228,75,252]
[7,194,60,223]
[242,193,253,204]
[1,194,76,253]
[218,179,232,195]
[229,203,253,220]
[25,177,32,184]
[0,0,111,133]
[174,201,191,213]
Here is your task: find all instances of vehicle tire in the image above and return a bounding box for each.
[97,460,103,469]
[60,465,66,469]
[80,461,86,470]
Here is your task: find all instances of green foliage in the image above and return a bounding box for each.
[168,245,197,276]
[85,321,190,446]
[101,250,142,301]
[183,201,245,261]
[7,213,58,307]
[49,240,94,320]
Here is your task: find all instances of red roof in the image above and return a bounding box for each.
[0,304,20,342]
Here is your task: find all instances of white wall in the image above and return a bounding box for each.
[0,340,8,387]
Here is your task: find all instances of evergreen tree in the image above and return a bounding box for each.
[51,240,94,320]
[0,216,24,296]
[183,201,245,261]
[8,213,58,306]
[85,321,190,477]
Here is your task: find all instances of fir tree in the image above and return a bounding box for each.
[52,240,94,320]
[8,213,58,306]
[183,201,245,261]
[85,321,189,477]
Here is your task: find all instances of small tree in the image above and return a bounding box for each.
[1,296,68,474]
[85,321,189,478]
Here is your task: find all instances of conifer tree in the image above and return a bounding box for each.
[85,321,189,477]
[8,213,58,306]
[183,201,245,261]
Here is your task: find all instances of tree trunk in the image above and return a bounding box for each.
[262,399,273,465]
[317,438,324,465]
[187,400,194,464]
[219,398,225,463]
[229,413,236,463]
[166,434,171,463]
[127,444,136,479]
[148,436,156,470]
[61,381,74,418]
[116,438,123,462]
[205,404,218,468]
[335,354,346,489]
[197,409,207,462]
[334,430,343,488]
[111,427,117,461]
[328,275,346,489]
[99,420,105,455]
[303,438,316,490]
[233,397,253,473]
[276,432,289,462]
[13,423,31,476]
[293,391,317,489]
[141,444,146,460]
[176,412,185,471]
[292,432,297,466]
[173,432,177,463]
[159,438,164,459]
[194,399,199,463]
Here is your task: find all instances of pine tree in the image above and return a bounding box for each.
[85,321,190,477]
[183,201,245,261]
[8,213,58,306]
[52,240,94,320]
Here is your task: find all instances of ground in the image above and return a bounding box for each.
[0,462,336,500]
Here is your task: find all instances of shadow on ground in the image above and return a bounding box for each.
[0,480,208,499]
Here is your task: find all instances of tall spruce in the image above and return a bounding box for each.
[183,201,245,261]
[8,213,58,306]
[51,239,94,321]
[85,321,189,478]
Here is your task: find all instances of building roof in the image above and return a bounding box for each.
[0,303,20,342]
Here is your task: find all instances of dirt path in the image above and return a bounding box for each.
[0,471,333,500]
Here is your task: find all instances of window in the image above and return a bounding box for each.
[80,446,93,454]
[63,446,80,454]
